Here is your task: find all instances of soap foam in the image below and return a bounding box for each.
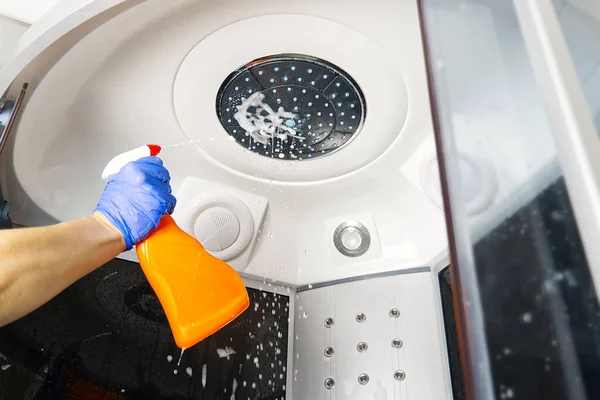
[234,92,304,144]
[217,346,236,359]
[202,364,207,387]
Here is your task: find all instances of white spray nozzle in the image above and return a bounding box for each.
[101,144,161,181]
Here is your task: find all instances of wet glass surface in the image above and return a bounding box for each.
[473,178,600,399]
[0,259,289,400]
[552,0,600,135]
[421,0,600,398]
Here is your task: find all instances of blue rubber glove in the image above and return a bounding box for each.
[94,156,176,250]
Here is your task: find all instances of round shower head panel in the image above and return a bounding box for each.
[217,55,366,160]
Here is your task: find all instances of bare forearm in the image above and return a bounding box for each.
[0,213,125,326]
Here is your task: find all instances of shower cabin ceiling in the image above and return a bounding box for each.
[0,0,448,286]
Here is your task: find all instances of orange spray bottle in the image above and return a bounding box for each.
[101,145,250,349]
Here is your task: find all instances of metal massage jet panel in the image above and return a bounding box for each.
[216,54,366,160]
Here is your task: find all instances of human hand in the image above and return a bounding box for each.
[93,156,176,250]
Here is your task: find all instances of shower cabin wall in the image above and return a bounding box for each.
[0,0,449,288]
[0,1,459,399]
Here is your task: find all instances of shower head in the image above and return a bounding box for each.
[216,54,366,160]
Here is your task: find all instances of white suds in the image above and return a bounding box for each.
[177,348,186,366]
[231,377,238,399]
[217,347,236,359]
[234,92,304,144]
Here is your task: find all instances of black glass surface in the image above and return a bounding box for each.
[439,266,466,400]
[0,259,289,399]
[473,178,600,399]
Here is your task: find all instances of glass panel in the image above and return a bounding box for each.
[420,0,600,399]
[552,0,600,134]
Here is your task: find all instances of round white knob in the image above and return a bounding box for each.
[193,207,240,252]
[340,227,363,251]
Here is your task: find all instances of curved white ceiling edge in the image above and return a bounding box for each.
[0,0,130,96]
[15,0,104,51]
[0,0,65,24]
